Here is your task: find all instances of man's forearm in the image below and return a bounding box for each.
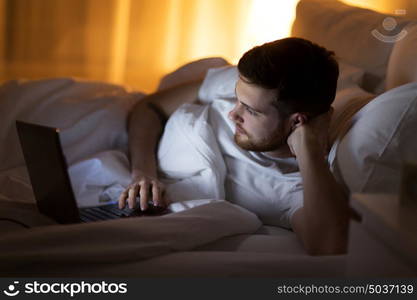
[295,142,349,255]
[128,100,163,178]
[127,80,203,178]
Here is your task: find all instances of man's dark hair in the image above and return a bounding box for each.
[237,37,339,118]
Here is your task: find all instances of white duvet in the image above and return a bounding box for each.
[0,200,261,275]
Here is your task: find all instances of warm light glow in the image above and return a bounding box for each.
[158,0,299,74]
[160,0,249,71]
[237,0,298,63]
[1,0,300,92]
[0,0,5,81]
[161,0,182,72]
[340,0,408,15]
[110,0,131,84]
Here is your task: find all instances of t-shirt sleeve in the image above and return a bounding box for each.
[198,66,238,103]
[283,187,304,229]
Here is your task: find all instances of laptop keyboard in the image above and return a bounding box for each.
[79,204,134,222]
[79,202,169,222]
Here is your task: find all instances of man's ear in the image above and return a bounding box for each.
[289,113,308,131]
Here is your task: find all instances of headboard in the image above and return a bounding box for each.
[291,0,416,93]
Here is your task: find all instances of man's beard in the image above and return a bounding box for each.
[234,124,288,152]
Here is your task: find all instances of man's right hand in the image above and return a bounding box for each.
[118,172,167,211]
[123,79,203,212]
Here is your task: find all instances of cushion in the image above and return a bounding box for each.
[291,0,414,93]
[198,65,238,103]
[334,82,417,194]
[157,57,229,91]
[386,23,417,90]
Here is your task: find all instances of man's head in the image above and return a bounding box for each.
[228,37,339,156]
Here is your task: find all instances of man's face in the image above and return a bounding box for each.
[228,76,290,153]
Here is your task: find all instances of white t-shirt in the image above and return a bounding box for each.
[206,92,303,229]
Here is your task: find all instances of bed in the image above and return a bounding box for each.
[1,0,416,277]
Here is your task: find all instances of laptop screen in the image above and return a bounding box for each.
[16,121,80,224]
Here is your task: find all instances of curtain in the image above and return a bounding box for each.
[0,0,6,81]
[0,0,299,92]
[341,0,415,15]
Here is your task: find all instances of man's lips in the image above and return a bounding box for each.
[235,125,246,135]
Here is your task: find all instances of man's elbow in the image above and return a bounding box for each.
[291,209,349,256]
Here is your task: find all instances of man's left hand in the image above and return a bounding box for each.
[287,108,333,158]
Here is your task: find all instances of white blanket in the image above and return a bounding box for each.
[0,201,261,276]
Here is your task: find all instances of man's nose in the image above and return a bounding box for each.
[228,104,243,123]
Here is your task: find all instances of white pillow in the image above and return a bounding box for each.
[198,66,238,103]
[334,82,417,194]
[158,57,229,91]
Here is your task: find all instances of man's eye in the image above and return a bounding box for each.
[246,107,257,116]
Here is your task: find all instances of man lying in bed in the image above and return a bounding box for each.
[118,37,349,256]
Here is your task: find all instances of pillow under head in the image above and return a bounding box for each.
[334,82,417,194]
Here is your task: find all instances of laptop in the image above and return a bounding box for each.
[15,120,168,224]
